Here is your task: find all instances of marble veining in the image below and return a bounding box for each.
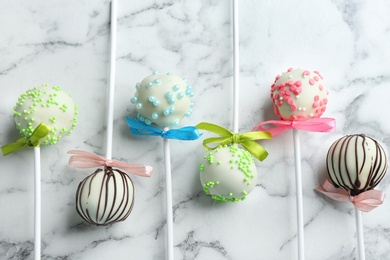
[1,0,390,259]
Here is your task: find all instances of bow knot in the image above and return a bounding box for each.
[253,118,336,136]
[315,179,385,212]
[196,122,272,161]
[1,123,51,156]
[125,117,201,140]
[232,133,241,144]
[68,150,153,177]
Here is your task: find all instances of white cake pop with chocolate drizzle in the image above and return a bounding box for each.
[131,71,194,127]
[327,134,388,196]
[76,167,135,225]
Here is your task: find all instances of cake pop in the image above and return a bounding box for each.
[326,134,388,196]
[13,84,77,145]
[196,122,271,202]
[271,68,328,121]
[131,71,194,127]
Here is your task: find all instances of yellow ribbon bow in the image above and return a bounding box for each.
[1,123,51,156]
[196,122,272,161]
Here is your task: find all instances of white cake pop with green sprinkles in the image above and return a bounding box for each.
[131,71,194,127]
[200,144,258,202]
[13,84,78,145]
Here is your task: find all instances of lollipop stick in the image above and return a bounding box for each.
[232,0,239,133]
[34,147,41,260]
[355,208,366,260]
[106,0,117,160]
[293,129,305,260]
[163,127,174,260]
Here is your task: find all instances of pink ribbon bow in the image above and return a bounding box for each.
[68,150,153,177]
[253,118,336,136]
[315,179,385,212]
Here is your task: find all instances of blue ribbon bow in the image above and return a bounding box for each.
[125,117,202,140]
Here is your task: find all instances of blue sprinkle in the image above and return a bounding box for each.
[177,92,184,99]
[173,120,180,126]
[163,108,170,116]
[168,97,175,104]
[131,96,138,104]
[138,114,145,121]
[173,84,180,91]
[153,79,161,84]
[153,100,160,107]
[152,70,159,75]
[149,96,156,102]
[152,112,159,119]
[165,91,173,98]
[146,82,153,88]
[185,108,192,117]
[190,102,194,108]
[145,119,152,125]
[169,106,175,113]
[136,103,143,110]
[136,82,140,89]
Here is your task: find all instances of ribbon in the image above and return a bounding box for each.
[125,117,202,140]
[315,179,385,212]
[253,118,336,136]
[196,122,272,161]
[1,123,51,156]
[68,150,153,177]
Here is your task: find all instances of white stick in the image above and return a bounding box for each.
[34,147,41,260]
[106,0,117,160]
[293,129,305,260]
[232,0,239,133]
[163,127,174,260]
[355,208,366,260]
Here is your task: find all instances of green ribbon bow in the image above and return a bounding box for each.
[196,122,272,161]
[1,123,51,156]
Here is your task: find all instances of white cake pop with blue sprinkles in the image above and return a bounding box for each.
[131,72,194,127]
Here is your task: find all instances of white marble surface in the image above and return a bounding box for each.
[1,0,390,259]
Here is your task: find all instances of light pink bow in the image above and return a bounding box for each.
[315,179,385,212]
[68,150,153,177]
[253,118,336,136]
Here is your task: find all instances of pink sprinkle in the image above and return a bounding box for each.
[280,82,286,87]
[274,94,279,100]
[291,105,297,111]
[314,95,319,101]
[309,79,315,85]
[288,80,294,86]
[313,102,318,108]
[295,80,302,87]
[298,115,306,120]
[314,71,323,79]
[321,106,326,113]
[280,90,285,96]
[287,98,294,105]
[286,90,291,96]
[296,87,302,93]
[290,85,297,91]
[275,75,280,81]
[278,101,284,106]
[291,115,298,120]
[283,95,289,100]
[287,68,293,72]
[314,76,319,81]
[324,98,328,104]
[319,85,324,91]
[303,70,310,76]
